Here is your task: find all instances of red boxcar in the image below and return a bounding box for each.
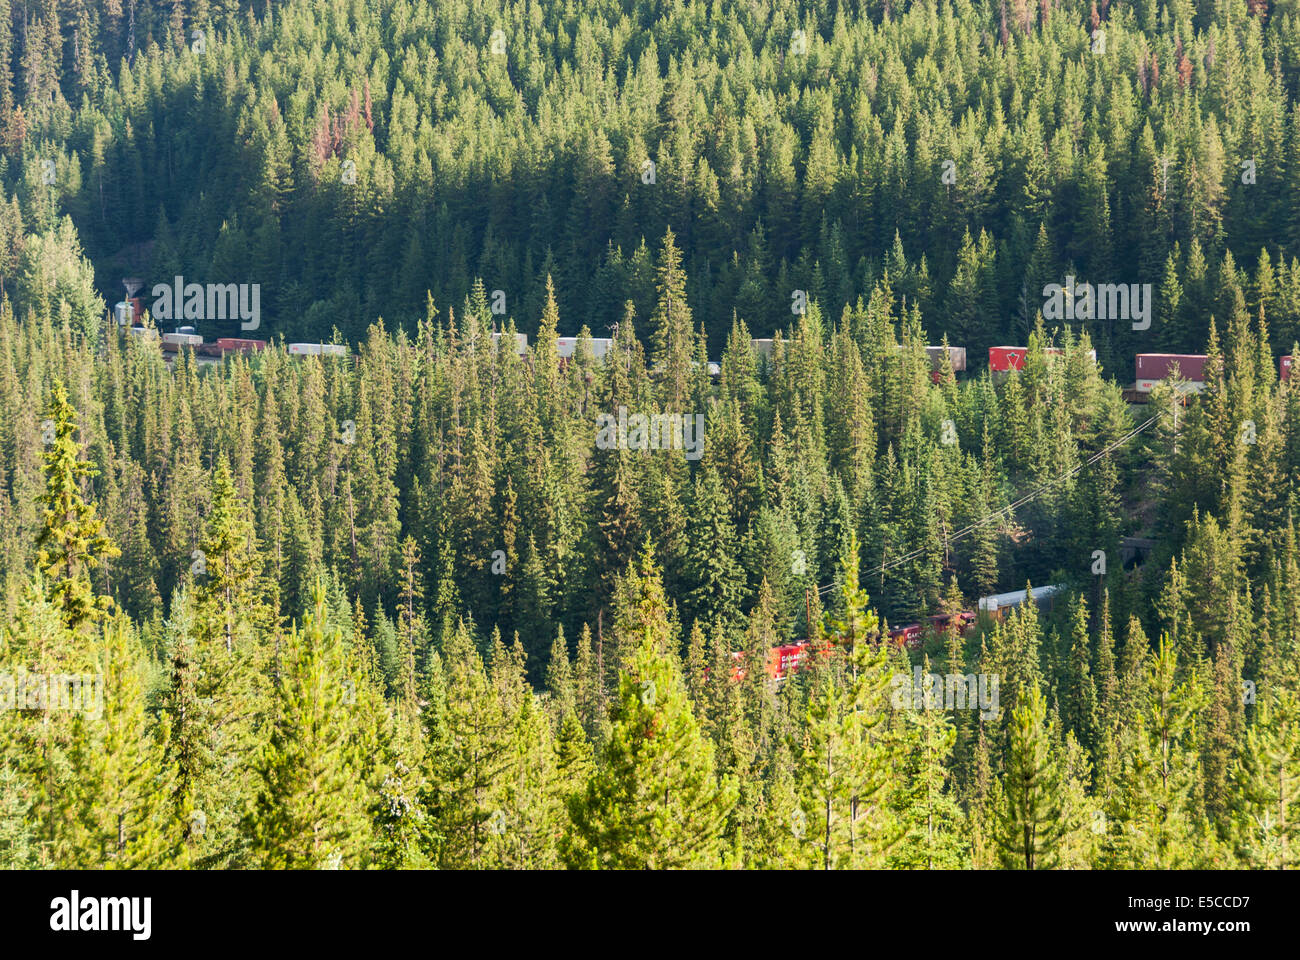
[1282,356,1292,381]
[887,624,924,650]
[216,338,268,353]
[927,611,976,633]
[1135,354,1207,393]
[768,643,810,679]
[989,346,1092,373]
[989,346,1028,372]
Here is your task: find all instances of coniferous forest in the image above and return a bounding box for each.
[0,0,1298,880]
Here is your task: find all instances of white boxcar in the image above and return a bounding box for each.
[491,332,528,355]
[927,345,967,372]
[978,584,1063,614]
[161,332,203,348]
[289,343,348,357]
[556,336,613,359]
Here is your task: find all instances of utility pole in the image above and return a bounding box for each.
[596,607,605,714]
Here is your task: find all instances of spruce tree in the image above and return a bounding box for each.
[35,382,119,632]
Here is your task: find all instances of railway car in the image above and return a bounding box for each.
[555,336,613,359]
[216,337,268,354]
[1134,354,1207,393]
[161,330,203,350]
[113,300,145,326]
[927,610,977,633]
[288,342,348,357]
[977,584,1063,615]
[927,345,966,382]
[887,623,924,650]
[897,344,968,382]
[491,332,528,356]
[990,346,1096,374]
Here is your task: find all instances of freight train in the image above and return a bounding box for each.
[730,585,1060,683]
[988,345,1097,375]
[728,609,982,682]
[1133,354,1207,394]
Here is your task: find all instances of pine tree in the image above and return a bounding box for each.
[1104,638,1209,869]
[794,532,898,869]
[993,685,1064,869]
[245,588,374,869]
[59,619,177,868]
[35,382,119,632]
[425,621,516,868]
[562,555,736,869]
[890,656,969,869]
[649,228,695,411]
[1234,688,1300,868]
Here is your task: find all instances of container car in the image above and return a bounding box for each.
[990,346,1096,373]
[977,584,1063,614]
[555,336,612,359]
[491,332,528,356]
[1134,354,1207,393]
[216,337,268,354]
[288,343,348,357]
[161,331,203,349]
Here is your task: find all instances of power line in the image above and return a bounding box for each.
[815,409,1166,597]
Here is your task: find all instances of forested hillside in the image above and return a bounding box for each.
[0,0,1299,870]
[1,0,1300,362]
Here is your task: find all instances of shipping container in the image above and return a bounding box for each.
[288,343,348,357]
[990,345,1095,373]
[161,332,203,348]
[978,584,1063,614]
[929,345,967,372]
[1134,354,1207,393]
[215,338,268,353]
[989,346,1029,372]
[769,642,810,679]
[898,344,968,370]
[554,336,613,359]
[491,332,528,356]
[895,344,968,381]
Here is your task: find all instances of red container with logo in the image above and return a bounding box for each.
[1135,354,1207,392]
[989,346,1027,372]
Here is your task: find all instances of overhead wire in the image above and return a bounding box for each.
[813,408,1167,598]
